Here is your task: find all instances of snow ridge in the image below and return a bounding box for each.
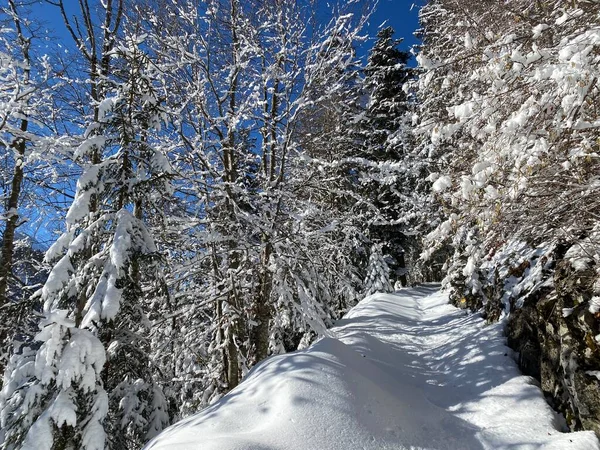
[145,285,600,450]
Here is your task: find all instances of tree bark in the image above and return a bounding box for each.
[0,137,25,308]
[398,249,407,287]
[252,242,273,362]
[0,0,31,312]
[222,0,243,390]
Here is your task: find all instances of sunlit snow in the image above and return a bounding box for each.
[145,285,599,450]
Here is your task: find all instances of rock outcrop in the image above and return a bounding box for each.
[450,241,600,437]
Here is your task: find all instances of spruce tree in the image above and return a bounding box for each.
[0,34,171,450]
[362,27,412,159]
[359,27,416,286]
[364,243,394,296]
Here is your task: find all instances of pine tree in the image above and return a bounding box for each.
[0,32,172,450]
[364,243,393,296]
[358,27,418,286]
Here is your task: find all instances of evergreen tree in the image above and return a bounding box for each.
[362,27,412,159]
[0,32,172,450]
[364,243,393,296]
[358,27,419,286]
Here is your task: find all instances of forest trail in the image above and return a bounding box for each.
[145,285,600,450]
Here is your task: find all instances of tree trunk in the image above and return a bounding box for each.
[226,325,239,388]
[398,249,407,287]
[0,0,30,343]
[222,0,244,390]
[252,242,273,363]
[0,138,25,309]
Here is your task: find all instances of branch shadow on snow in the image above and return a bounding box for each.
[334,286,569,447]
[146,284,570,449]
[147,324,486,449]
[335,289,519,404]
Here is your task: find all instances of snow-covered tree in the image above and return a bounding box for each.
[0,0,64,372]
[139,0,382,414]
[0,2,441,447]
[1,3,172,447]
[361,27,412,159]
[417,0,600,304]
[0,1,31,314]
[357,27,423,286]
[364,243,393,296]
[414,0,600,433]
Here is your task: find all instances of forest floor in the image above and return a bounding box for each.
[145,284,600,450]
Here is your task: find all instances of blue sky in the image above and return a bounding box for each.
[22,0,423,245]
[31,1,423,58]
[365,0,422,54]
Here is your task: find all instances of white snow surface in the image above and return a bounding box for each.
[145,285,600,450]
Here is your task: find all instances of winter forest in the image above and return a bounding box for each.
[0,0,599,449]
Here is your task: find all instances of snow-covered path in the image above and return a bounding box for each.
[145,285,600,450]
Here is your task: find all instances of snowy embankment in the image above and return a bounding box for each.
[144,285,600,450]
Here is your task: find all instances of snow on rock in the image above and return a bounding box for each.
[532,24,550,39]
[587,371,600,381]
[432,175,452,193]
[144,285,600,450]
[565,242,596,271]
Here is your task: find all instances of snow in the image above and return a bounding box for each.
[532,24,549,39]
[587,371,600,381]
[565,243,595,271]
[22,411,53,450]
[74,136,107,160]
[432,175,451,193]
[45,230,74,263]
[80,391,109,450]
[464,32,473,49]
[562,307,574,318]
[48,390,77,427]
[144,285,599,450]
[484,184,498,199]
[97,97,116,121]
[55,329,106,392]
[40,256,74,309]
[451,101,475,120]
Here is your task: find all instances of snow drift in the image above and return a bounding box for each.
[144,285,600,450]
